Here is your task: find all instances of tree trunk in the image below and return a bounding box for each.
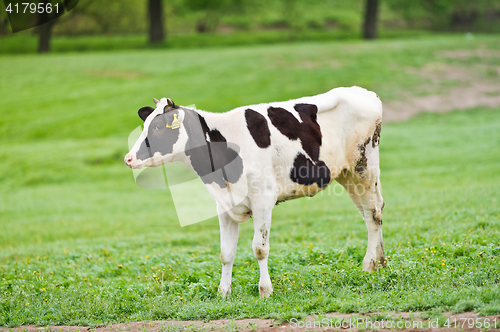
[37,10,55,53]
[148,0,165,44]
[38,23,52,53]
[0,16,8,36]
[363,0,379,40]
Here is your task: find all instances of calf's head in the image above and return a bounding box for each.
[125,98,186,169]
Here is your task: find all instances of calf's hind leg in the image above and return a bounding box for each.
[336,162,385,272]
[357,173,385,272]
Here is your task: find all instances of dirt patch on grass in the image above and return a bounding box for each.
[382,50,500,122]
[5,312,500,332]
[438,49,500,60]
[383,81,500,122]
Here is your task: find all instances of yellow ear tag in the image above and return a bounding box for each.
[166,114,180,129]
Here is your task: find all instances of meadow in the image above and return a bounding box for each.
[0,34,499,327]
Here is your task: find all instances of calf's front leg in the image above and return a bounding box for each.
[218,208,239,298]
[252,204,273,298]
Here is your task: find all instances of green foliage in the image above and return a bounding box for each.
[386,0,500,31]
[53,0,147,36]
[185,0,232,11]
[2,0,499,40]
[1,35,500,326]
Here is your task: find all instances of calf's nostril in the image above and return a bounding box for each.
[124,154,133,165]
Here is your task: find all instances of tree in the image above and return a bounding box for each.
[362,0,379,39]
[148,0,165,43]
[37,13,55,53]
[36,0,80,53]
[37,5,58,53]
[0,2,9,36]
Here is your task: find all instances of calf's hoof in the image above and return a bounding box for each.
[259,283,273,298]
[362,256,386,273]
[218,285,231,298]
[362,258,376,273]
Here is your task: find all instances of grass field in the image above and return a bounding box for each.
[1,35,500,327]
[0,29,431,55]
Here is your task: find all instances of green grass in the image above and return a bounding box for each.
[0,29,435,55]
[0,35,500,327]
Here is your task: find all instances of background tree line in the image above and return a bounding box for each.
[0,0,499,52]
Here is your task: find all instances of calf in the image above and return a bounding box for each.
[125,86,385,298]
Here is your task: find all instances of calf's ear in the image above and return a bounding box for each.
[138,106,155,121]
[167,98,176,108]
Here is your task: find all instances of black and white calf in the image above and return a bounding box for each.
[125,86,385,298]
